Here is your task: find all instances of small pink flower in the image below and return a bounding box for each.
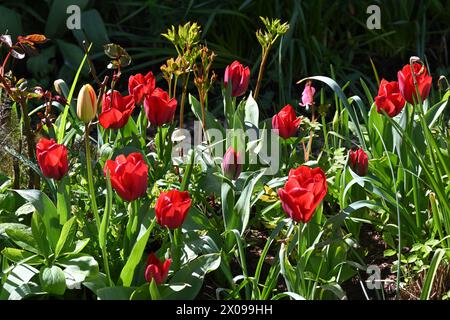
[299,81,316,107]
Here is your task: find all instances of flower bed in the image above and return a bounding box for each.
[0,19,449,301]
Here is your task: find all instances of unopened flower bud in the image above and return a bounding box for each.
[222,146,242,180]
[76,84,97,123]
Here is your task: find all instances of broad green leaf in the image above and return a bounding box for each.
[72,239,90,254]
[161,253,221,300]
[119,219,156,287]
[54,217,77,257]
[234,169,266,235]
[14,189,60,249]
[82,272,107,295]
[39,265,66,296]
[424,99,448,128]
[57,254,99,288]
[1,248,42,265]
[57,254,99,276]
[31,212,51,258]
[5,228,38,253]
[57,177,71,225]
[0,264,39,300]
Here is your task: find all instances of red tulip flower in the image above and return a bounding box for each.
[224,60,250,97]
[128,71,156,105]
[222,146,242,180]
[397,63,432,104]
[144,253,171,285]
[278,166,327,223]
[374,79,406,117]
[144,88,177,126]
[299,81,315,107]
[103,153,148,202]
[349,148,369,176]
[36,138,69,180]
[272,104,302,139]
[99,90,135,129]
[155,190,192,229]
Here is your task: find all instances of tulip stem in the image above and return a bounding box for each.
[296,222,307,296]
[157,126,164,160]
[85,123,100,232]
[169,227,182,272]
[321,114,329,154]
[305,104,316,162]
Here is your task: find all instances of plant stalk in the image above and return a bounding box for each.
[254,47,271,100]
[84,122,100,231]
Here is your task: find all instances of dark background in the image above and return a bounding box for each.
[1,0,449,113]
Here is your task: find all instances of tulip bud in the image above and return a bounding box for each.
[53,79,65,96]
[76,84,97,123]
[349,148,369,176]
[222,146,242,180]
[144,253,171,285]
[224,61,250,97]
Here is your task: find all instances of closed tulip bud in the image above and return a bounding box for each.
[144,253,171,285]
[77,84,97,123]
[349,148,369,176]
[224,60,250,97]
[222,146,242,180]
[53,79,65,96]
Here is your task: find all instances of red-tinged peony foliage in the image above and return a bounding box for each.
[144,88,177,126]
[103,153,148,202]
[278,166,327,223]
[222,146,242,180]
[128,71,156,105]
[99,90,135,129]
[155,190,192,229]
[349,148,369,176]
[374,79,406,117]
[36,138,69,180]
[224,60,250,97]
[397,63,432,105]
[144,253,171,285]
[272,104,302,139]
